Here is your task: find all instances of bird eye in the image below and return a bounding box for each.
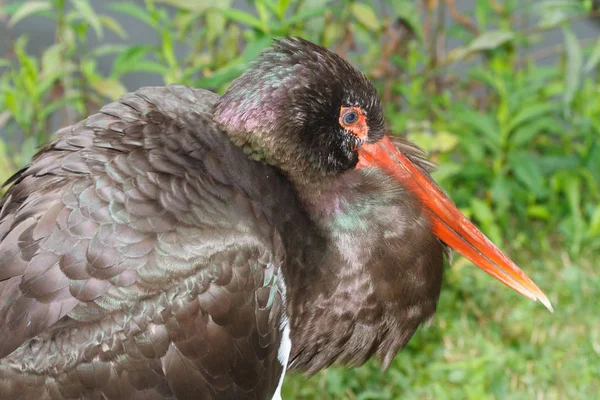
[342,111,359,126]
[339,106,368,141]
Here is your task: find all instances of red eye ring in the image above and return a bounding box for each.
[339,106,368,140]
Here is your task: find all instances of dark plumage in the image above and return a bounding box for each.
[214,38,385,180]
[0,37,550,400]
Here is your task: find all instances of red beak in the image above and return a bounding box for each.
[356,135,552,311]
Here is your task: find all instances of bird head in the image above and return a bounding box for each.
[214,37,385,179]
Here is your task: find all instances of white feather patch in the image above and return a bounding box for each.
[272,274,291,400]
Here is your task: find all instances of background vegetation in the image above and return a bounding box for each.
[0,0,599,398]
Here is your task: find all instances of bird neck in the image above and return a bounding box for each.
[279,168,445,373]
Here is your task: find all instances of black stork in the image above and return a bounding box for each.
[0,37,551,400]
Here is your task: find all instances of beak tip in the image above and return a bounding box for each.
[537,294,554,313]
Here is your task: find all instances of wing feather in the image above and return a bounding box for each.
[0,85,286,399]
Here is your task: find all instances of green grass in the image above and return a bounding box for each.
[283,248,600,399]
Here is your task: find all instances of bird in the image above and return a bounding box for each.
[0,37,551,400]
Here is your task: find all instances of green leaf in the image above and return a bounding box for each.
[241,36,274,62]
[350,3,380,32]
[197,59,245,89]
[562,26,582,115]
[527,205,551,220]
[90,78,127,100]
[111,45,155,77]
[206,9,226,44]
[4,91,18,116]
[431,162,462,183]
[257,0,278,20]
[589,205,600,236]
[9,1,51,27]
[155,0,231,12]
[391,1,422,39]
[171,11,195,36]
[406,132,433,153]
[538,155,581,175]
[506,103,558,134]
[99,15,127,39]
[534,0,586,30]
[14,36,39,80]
[108,3,155,27]
[80,57,99,81]
[470,198,495,224]
[0,1,27,16]
[475,0,490,29]
[91,44,128,57]
[38,94,79,120]
[214,23,242,65]
[584,37,600,73]
[468,30,514,52]
[283,7,326,28]
[563,174,583,229]
[277,0,291,19]
[509,153,545,196]
[587,142,600,182]
[41,43,63,77]
[0,138,14,188]
[256,0,271,28]
[452,107,500,151]
[70,0,103,38]
[490,175,512,208]
[448,30,514,61]
[219,8,264,31]
[126,61,169,75]
[322,21,343,47]
[510,117,561,147]
[161,29,177,68]
[431,131,459,152]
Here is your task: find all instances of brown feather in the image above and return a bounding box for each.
[0,86,286,399]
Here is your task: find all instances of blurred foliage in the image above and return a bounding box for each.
[0,0,599,398]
